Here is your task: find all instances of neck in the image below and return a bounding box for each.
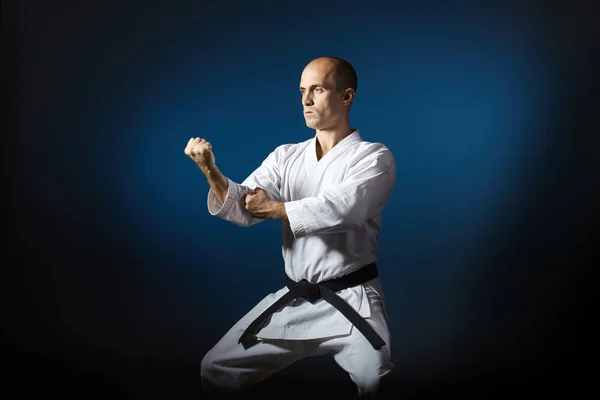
[315,120,354,158]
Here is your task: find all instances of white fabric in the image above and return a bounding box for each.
[207,129,396,340]
[200,284,394,395]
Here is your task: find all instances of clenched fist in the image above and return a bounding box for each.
[244,188,287,220]
[184,137,215,171]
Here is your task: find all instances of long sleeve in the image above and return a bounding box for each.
[284,144,396,238]
[207,146,285,227]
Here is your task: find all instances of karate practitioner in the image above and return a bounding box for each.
[185,56,396,397]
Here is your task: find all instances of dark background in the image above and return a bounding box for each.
[6,0,598,398]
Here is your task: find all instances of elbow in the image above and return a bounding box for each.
[231,220,252,227]
[221,211,258,227]
[238,213,263,227]
[235,215,258,227]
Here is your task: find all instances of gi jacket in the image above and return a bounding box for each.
[207,130,396,340]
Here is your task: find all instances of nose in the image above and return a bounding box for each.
[302,92,314,106]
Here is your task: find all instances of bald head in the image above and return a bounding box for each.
[300,56,357,131]
[304,56,358,95]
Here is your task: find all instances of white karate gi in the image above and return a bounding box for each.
[201,130,396,395]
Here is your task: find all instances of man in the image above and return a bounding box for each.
[184,56,396,397]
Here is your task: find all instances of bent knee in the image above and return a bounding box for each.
[353,361,395,396]
[354,373,382,395]
[200,350,228,389]
[200,351,214,379]
[201,348,248,392]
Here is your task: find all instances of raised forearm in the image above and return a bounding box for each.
[201,164,229,205]
[185,137,229,204]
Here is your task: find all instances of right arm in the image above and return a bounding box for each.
[201,163,228,206]
[184,137,283,227]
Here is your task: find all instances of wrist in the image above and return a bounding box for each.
[199,162,216,176]
[273,201,287,220]
[202,164,225,185]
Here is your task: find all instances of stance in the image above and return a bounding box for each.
[185,56,396,397]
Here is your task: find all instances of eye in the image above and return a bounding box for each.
[315,87,323,93]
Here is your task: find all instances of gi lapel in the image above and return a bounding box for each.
[297,130,362,198]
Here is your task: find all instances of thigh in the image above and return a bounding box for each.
[314,285,394,392]
[201,298,310,390]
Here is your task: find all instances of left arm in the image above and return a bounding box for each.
[251,145,396,237]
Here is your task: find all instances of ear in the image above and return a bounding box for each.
[341,88,355,106]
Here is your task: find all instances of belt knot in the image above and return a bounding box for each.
[296,279,321,304]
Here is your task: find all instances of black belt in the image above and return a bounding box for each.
[238,263,386,350]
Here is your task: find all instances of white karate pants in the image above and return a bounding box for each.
[200,285,394,396]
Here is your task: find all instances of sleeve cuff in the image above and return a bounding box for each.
[207,178,242,219]
[284,200,307,239]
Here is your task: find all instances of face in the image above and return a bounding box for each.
[299,60,353,130]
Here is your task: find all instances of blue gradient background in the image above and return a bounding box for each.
[7,0,597,397]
